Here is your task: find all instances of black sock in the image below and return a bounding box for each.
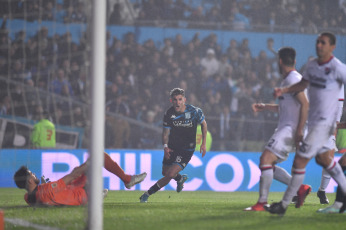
[335,166,346,202]
[148,183,161,195]
[174,174,182,182]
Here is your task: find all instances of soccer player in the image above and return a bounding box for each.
[244,47,310,211]
[317,85,344,205]
[267,32,346,215]
[139,88,207,203]
[14,152,147,206]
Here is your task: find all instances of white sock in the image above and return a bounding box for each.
[326,161,346,195]
[258,165,273,203]
[331,201,343,209]
[282,168,305,208]
[319,168,331,191]
[273,165,291,185]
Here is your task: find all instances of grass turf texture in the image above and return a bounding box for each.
[0,188,345,230]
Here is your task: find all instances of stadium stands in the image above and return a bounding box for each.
[1,0,346,150]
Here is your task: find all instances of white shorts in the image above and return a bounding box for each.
[297,124,336,158]
[264,125,295,163]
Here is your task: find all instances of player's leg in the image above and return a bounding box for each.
[317,155,346,213]
[103,152,147,188]
[316,151,346,196]
[273,165,291,184]
[267,125,334,215]
[244,149,277,211]
[319,154,346,213]
[317,138,336,204]
[140,164,182,203]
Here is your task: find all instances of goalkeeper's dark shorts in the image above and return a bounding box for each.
[162,149,194,170]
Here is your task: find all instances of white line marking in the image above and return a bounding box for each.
[5,218,61,230]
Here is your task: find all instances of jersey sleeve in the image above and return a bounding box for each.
[196,107,205,124]
[336,61,346,85]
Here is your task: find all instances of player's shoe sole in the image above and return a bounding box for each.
[125,172,147,189]
[295,184,312,208]
[243,202,267,211]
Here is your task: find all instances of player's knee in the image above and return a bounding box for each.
[166,171,177,179]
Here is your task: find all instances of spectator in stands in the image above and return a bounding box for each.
[50,68,73,96]
[188,6,206,23]
[200,48,219,77]
[141,0,161,20]
[109,3,122,25]
[218,54,232,77]
[0,95,11,115]
[10,60,33,84]
[173,0,191,20]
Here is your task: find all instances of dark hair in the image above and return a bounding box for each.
[14,166,30,189]
[319,31,336,45]
[278,47,296,67]
[170,88,185,98]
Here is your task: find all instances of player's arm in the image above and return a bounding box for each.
[294,91,309,149]
[162,127,171,159]
[274,79,309,98]
[200,120,207,157]
[252,103,278,113]
[61,162,88,185]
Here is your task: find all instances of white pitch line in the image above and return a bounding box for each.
[5,218,61,230]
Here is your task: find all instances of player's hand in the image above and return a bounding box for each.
[164,146,172,159]
[252,103,265,113]
[40,175,49,184]
[273,87,283,98]
[200,144,206,157]
[295,131,303,150]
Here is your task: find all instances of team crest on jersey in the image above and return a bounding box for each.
[171,114,176,119]
[325,67,331,75]
[185,112,191,119]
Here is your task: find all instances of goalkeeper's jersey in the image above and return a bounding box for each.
[163,104,205,151]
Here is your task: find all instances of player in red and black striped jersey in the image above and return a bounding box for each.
[140,88,208,203]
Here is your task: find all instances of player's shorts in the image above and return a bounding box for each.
[264,125,295,163]
[162,149,194,170]
[297,123,336,159]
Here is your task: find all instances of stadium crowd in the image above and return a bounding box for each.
[1,0,346,150]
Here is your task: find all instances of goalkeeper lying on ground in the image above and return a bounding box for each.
[14,152,147,206]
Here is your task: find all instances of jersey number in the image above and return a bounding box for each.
[47,129,53,141]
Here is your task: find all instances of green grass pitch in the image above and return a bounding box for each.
[0,188,345,230]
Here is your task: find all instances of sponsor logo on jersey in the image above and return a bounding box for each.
[173,120,193,127]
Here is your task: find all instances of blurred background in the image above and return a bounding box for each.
[1,0,346,151]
